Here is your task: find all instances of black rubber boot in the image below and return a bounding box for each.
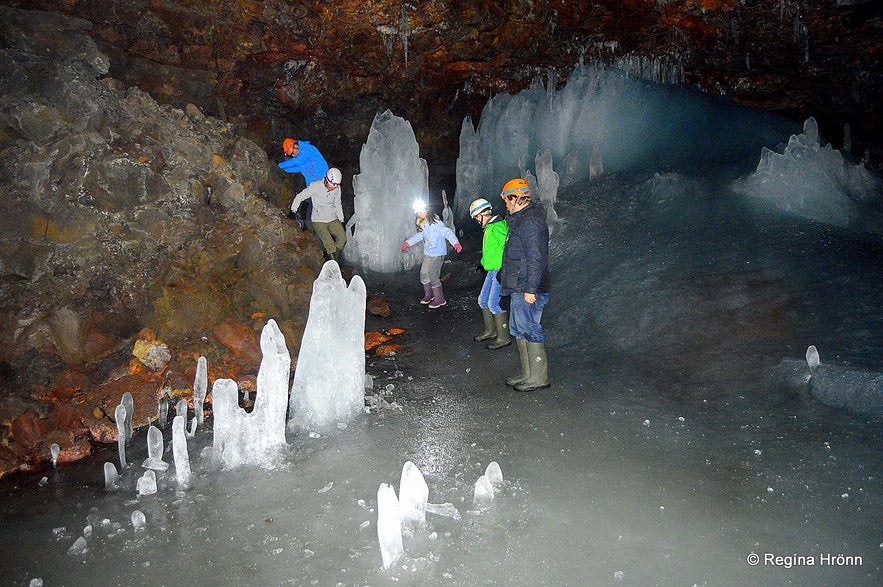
[474,308,495,342]
[486,310,512,349]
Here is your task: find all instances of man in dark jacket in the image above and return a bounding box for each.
[497,178,550,391]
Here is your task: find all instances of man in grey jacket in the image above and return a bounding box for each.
[290,168,347,262]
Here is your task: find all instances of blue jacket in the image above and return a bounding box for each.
[277,141,329,184]
[405,216,460,257]
[499,204,550,295]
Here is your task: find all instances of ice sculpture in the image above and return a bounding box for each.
[473,475,494,509]
[398,461,428,537]
[115,404,127,468]
[103,462,120,491]
[142,425,168,471]
[50,443,60,467]
[288,261,366,433]
[376,483,404,569]
[213,319,291,469]
[121,392,134,441]
[343,109,430,272]
[172,415,191,489]
[136,470,157,496]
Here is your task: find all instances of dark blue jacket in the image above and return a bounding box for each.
[277,141,329,184]
[499,203,550,296]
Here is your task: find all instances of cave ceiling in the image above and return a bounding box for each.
[15,0,883,183]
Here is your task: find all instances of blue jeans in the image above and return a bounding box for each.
[478,270,503,314]
[509,292,549,343]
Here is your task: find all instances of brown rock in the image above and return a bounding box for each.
[10,409,49,453]
[212,319,262,368]
[367,297,391,318]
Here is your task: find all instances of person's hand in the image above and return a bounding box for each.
[524,292,536,304]
[454,243,462,253]
[401,242,410,252]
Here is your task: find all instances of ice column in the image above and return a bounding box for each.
[193,356,208,429]
[534,150,560,227]
[343,109,430,273]
[398,461,428,537]
[121,392,134,441]
[212,319,291,469]
[115,404,127,468]
[172,415,192,489]
[288,261,367,433]
[377,483,404,569]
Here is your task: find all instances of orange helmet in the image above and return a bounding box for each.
[501,178,531,199]
[282,138,296,155]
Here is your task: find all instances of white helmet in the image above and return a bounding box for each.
[469,198,491,218]
[325,168,342,185]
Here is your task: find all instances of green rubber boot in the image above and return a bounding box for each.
[514,342,550,392]
[474,308,495,342]
[486,310,512,350]
[506,338,529,387]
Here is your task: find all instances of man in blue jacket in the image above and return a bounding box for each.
[497,178,551,392]
[279,138,329,228]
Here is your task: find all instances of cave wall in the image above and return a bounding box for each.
[14,0,883,185]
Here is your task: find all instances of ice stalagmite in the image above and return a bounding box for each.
[136,470,157,496]
[806,345,820,375]
[473,475,494,509]
[103,462,119,491]
[212,319,291,469]
[115,404,127,468]
[398,461,428,537]
[172,415,191,489]
[343,110,430,273]
[484,461,504,489]
[142,425,168,471]
[288,261,366,433]
[50,443,60,467]
[192,356,207,429]
[121,392,134,441]
[376,483,404,569]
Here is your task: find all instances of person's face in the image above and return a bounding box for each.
[503,194,519,213]
[285,142,299,157]
[417,209,427,219]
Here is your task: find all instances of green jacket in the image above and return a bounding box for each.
[481,216,508,271]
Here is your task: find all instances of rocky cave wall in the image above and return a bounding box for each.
[0,7,323,476]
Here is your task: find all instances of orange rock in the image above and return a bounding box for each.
[365,331,391,351]
[386,327,405,336]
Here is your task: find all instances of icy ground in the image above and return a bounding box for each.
[1,166,881,586]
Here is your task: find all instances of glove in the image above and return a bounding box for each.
[454,243,462,253]
[401,242,410,252]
